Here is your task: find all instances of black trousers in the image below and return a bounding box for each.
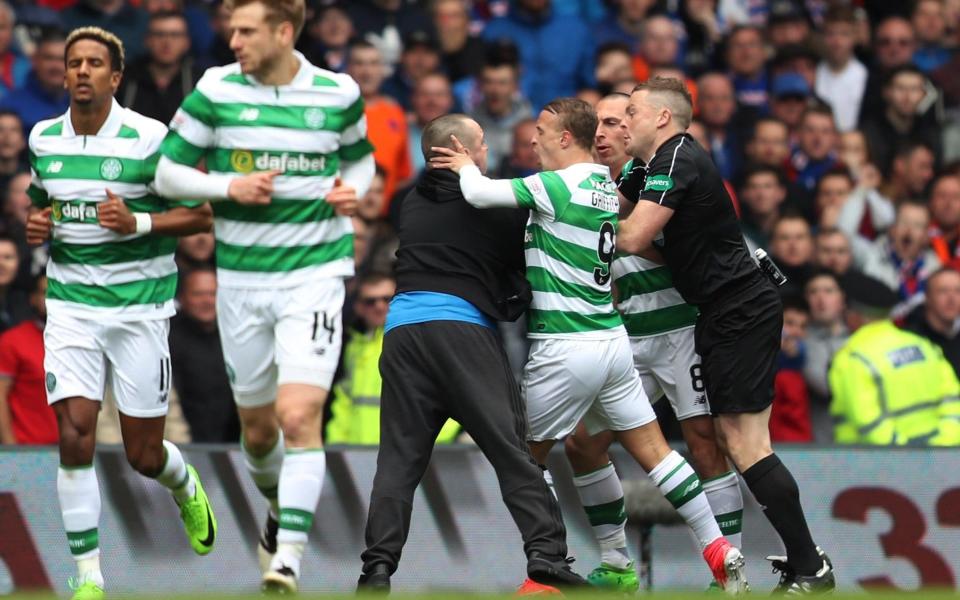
[360,321,567,574]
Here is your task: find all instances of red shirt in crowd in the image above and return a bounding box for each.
[0,321,57,444]
[770,370,813,442]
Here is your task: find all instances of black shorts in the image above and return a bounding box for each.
[694,277,782,415]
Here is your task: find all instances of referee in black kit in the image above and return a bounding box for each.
[616,78,835,595]
[356,114,585,593]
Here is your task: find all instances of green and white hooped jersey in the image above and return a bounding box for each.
[612,158,698,337]
[512,163,626,339]
[27,100,200,320]
[161,52,374,288]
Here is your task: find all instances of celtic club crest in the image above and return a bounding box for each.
[304,108,326,129]
[100,157,123,181]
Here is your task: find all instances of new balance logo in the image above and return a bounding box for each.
[681,481,700,496]
[47,161,63,173]
[238,108,260,121]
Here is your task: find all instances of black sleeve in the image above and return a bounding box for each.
[617,160,646,202]
[638,141,698,210]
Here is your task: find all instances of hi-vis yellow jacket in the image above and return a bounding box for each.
[829,320,960,446]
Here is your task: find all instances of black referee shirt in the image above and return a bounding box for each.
[622,132,759,306]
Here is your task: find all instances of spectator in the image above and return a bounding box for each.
[3,171,29,227]
[0,29,67,135]
[912,0,952,73]
[408,73,454,174]
[117,10,200,126]
[679,0,723,77]
[808,165,849,223]
[630,15,680,83]
[815,5,868,132]
[739,165,787,251]
[432,0,484,83]
[355,169,398,276]
[0,274,54,444]
[62,0,149,62]
[142,0,214,60]
[861,66,941,172]
[814,227,854,276]
[697,72,743,181]
[381,30,441,111]
[0,2,30,101]
[785,105,841,203]
[200,0,233,67]
[593,0,653,49]
[862,200,942,311]
[0,234,27,332]
[767,0,811,49]
[168,266,239,443]
[2,171,34,288]
[469,58,531,174]
[836,142,934,247]
[770,213,815,297]
[902,268,960,377]
[725,24,768,111]
[175,231,214,271]
[494,117,538,178]
[802,271,849,441]
[929,173,960,270]
[0,110,25,192]
[301,3,354,73]
[744,117,790,171]
[594,42,635,95]
[347,40,412,206]
[770,295,813,442]
[482,0,595,111]
[326,272,460,445]
[838,129,880,188]
[829,274,960,445]
[769,43,819,92]
[346,0,433,68]
[859,16,918,126]
[769,72,812,135]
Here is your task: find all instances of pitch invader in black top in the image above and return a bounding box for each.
[616,77,835,595]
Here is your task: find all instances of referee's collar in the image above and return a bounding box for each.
[649,132,690,162]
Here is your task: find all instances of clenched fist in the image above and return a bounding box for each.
[326,177,357,216]
[228,170,280,205]
[98,189,137,234]
[26,207,53,245]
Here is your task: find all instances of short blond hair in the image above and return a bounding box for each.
[65,27,125,72]
[633,77,694,129]
[224,0,306,39]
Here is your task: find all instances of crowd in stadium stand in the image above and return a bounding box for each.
[1,0,959,446]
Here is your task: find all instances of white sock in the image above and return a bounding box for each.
[543,468,558,500]
[703,471,744,548]
[58,465,104,588]
[154,441,196,503]
[273,449,325,577]
[243,430,284,516]
[574,463,631,570]
[649,451,721,552]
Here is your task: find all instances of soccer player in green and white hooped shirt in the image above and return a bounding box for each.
[24,27,216,600]
[559,93,747,593]
[429,99,748,595]
[153,0,373,593]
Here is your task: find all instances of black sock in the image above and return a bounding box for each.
[742,454,821,575]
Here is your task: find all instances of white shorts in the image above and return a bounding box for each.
[631,327,711,420]
[44,312,172,418]
[523,335,657,441]
[217,278,344,408]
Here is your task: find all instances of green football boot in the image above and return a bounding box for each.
[178,465,217,555]
[586,562,640,594]
[69,578,105,600]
